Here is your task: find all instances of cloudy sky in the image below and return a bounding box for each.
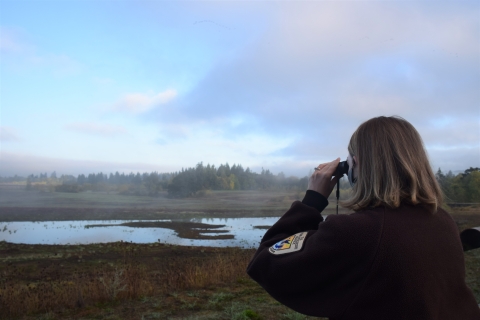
[1,1,479,177]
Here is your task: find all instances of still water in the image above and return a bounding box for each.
[0,217,282,248]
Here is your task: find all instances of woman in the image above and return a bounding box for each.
[246,116,480,320]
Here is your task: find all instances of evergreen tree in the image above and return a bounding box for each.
[77,174,86,185]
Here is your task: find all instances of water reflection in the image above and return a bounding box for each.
[85,221,234,240]
[0,217,283,248]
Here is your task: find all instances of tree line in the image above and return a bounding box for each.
[1,165,479,203]
[166,162,309,197]
[436,167,480,203]
[25,171,176,196]
[12,163,308,197]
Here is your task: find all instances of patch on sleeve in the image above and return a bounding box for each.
[269,232,307,255]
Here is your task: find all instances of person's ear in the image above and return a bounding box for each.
[353,155,358,167]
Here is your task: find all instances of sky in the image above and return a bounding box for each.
[1,0,479,178]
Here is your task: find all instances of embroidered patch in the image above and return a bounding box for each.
[269,232,307,255]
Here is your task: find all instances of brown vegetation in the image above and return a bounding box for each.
[1,240,478,320]
[0,241,255,319]
[0,187,478,319]
[451,205,480,232]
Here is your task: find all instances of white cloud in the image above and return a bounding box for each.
[0,126,20,142]
[336,93,411,120]
[151,1,479,172]
[113,89,177,114]
[2,2,478,176]
[65,123,127,137]
[0,151,174,177]
[0,27,27,53]
[265,2,479,62]
[427,146,480,173]
[420,117,480,148]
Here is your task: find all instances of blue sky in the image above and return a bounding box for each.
[1,1,479,177]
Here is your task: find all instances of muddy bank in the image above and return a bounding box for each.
[85,221,234,240]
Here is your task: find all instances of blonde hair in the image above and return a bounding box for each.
[342,116,443,213]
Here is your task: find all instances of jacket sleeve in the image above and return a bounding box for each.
[246,191,383,318]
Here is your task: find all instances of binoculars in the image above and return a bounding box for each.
[334,160,349,177]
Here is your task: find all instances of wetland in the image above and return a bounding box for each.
[0,185,479,319]
[0,217,282,247]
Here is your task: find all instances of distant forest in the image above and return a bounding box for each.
[1,164,479,203]
[1,163,312,197]
[435,167,480,203]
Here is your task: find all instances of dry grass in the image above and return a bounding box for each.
[162,253,251,291]
[1,245,150,317]
[448,205,480,232]
[1,239,478,320]
[0,242,253,319]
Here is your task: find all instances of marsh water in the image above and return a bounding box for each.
[0,217,290,248]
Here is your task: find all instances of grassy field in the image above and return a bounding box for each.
[0,241,329,320]
[0,240,479,320]
[0,186,479,319]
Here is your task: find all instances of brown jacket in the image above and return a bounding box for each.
[247,191,480,320]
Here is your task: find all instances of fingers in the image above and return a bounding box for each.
[309,158,341,198]
[315,158,340,176]
[327,158,341,173]
[330,157,341,166]
[315,163,328,170]
[315,158,340,171]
